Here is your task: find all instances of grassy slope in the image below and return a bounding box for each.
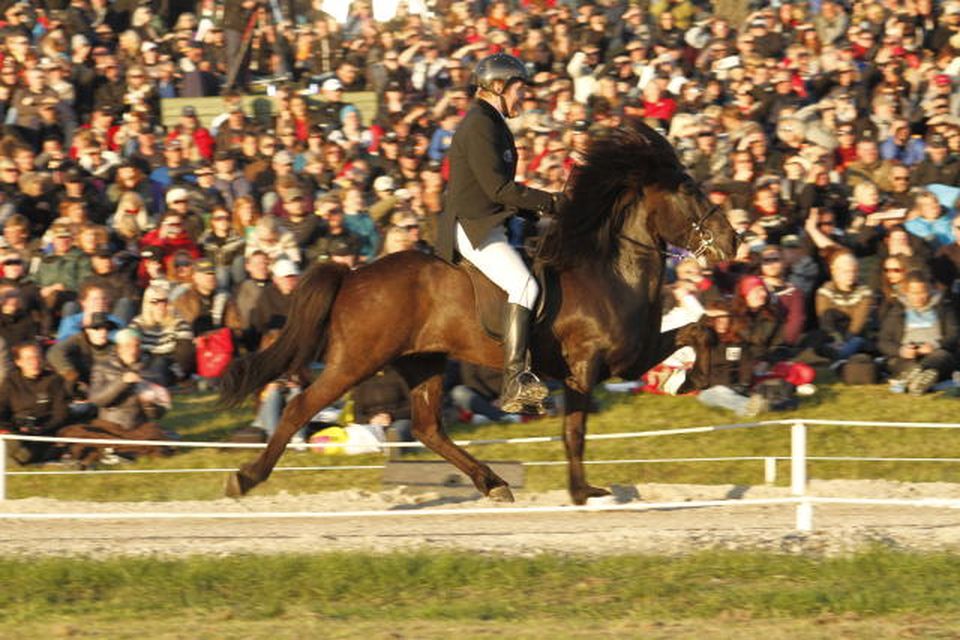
[5,384,960,501]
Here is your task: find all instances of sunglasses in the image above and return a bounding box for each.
[3,259,22,266]
[762,256,781,263]
[150,298,168,304]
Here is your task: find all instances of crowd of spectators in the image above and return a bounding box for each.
[3,0,960,463]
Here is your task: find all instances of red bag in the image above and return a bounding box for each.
[196,328,234,378]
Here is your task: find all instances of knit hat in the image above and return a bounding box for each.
[738,275,766,298]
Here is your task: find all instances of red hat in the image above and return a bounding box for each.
[738,275,766,298]
[935,74,952,87]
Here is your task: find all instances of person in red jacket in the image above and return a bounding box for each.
[138,212,201,283]
[165,106,214,161]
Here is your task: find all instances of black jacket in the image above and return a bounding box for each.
[437,99,555,262]
[877,296,959,358]
[0,369,70,434]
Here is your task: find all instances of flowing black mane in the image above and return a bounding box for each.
[537,119,683,269]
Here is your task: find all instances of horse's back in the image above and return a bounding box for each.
[328,251,500,362]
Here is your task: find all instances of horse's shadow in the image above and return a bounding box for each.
[389,493,483,510]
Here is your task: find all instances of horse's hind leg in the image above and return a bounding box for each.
[396,356,514,502]
[226,358,377,497]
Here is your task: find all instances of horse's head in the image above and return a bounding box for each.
[641,171,738,264]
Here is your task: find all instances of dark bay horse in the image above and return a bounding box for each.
[221,120,738,505]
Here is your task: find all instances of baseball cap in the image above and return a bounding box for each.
[373,175,395,192]
[52,223,73,238]
[85,312,117,330]
[274,150,294,165]
[182,106,197,117]
[272,258,300,278]
[780,234,802,248]
[166,187,189,204]
[572,119,590,133]
[283,187,304,202]
[140,247,162,261]
[322,78,343,92]
[935,74,952,87]
[195,257,215,273]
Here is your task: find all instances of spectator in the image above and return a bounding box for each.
[172,257,242,337]
[48,311,116,398]
[0,341,71,465]
[352,367,413,449]
[36,220,90,332]
[57,282,125,342]
[200,205,246,291]
[248,258,299,349]
[61,328,173,466]
[878,272,958,395]
[128,282,195,386]
[812,252,874,364]
[139,211,201,281]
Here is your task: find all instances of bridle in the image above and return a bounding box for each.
[619,200,722,261]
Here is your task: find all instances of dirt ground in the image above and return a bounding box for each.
[2,479,960,558]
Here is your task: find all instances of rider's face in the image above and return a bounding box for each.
[502,81,526,118]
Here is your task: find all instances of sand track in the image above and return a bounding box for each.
[2,480,960,557]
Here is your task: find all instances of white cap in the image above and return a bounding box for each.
[373,175,395,192]
[321,78,343,92]
[71,34,90,49]
[141,41,158,52]
[272,258,300,278]
[165,187,189,205]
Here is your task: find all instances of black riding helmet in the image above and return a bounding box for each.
[472,53,530,95]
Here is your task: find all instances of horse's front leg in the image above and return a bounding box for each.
[562,385,612,505]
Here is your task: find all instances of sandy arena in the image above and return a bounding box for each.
[1,479,960,558]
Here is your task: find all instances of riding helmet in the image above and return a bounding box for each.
[472,53,530,93]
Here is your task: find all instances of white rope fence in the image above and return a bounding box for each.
[3,418,960,531]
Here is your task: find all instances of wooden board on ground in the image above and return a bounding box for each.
[383,460,525,489]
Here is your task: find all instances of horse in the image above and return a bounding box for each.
[220,119,738,505]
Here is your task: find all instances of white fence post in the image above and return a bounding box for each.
[764,456,777,485]
[0,437,6,501]
[791,421,812,531]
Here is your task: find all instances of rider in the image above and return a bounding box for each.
[438,53,566,414]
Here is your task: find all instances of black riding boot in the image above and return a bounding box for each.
[499,303,549,414]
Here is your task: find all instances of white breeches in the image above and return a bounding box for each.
[456,222,538,310]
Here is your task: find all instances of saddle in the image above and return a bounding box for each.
[460,259,560,342]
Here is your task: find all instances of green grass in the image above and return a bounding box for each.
[1,550,959,626]
[5,384,960,501]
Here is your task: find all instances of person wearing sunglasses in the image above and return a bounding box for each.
[128,282,195,386]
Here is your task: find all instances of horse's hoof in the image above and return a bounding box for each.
[571,485,611,506]
[488,485,515,503]
[225,471,251,498]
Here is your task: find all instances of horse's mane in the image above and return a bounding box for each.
[537,119,683,269]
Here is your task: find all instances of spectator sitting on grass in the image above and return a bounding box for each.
[0,341,71,465]
[878,271,958,396]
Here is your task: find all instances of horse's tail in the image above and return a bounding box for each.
[219,262,349,407]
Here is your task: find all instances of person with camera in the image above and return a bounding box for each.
[878,271,958,396]
[0,341,71,465]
